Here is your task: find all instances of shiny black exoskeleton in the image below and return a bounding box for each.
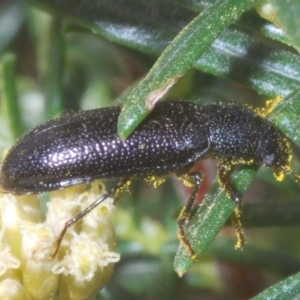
[0,101,297,258]
[0,101,290,194]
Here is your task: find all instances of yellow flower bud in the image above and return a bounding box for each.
[0,181,119,299]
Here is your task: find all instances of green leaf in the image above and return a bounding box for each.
[270,0,300,51]
[174,88,300,274]
[174,1,291,45]
[27,10,66,118]
[0,3,25,55]
[241,201,300,227]
[251,271,300,300]
[28,0,195,54]
[43,17,66,117]
[27,0,300,124]
[209,238,300,276]
[0,53,23,141]
[174,168,256,275]
[269,88,300,145]
[196,28,300,97]
[117,0,263,139]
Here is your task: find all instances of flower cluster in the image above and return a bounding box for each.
[0,181,119,299]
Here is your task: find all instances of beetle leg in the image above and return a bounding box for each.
[218,165,245,249]
[51,178,131,258]
[278,165,300,182]
[112,178,132,204]
[255,96,283,117]
[177,172,203,259]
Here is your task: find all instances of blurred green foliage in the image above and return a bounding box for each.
[1,0,300,299]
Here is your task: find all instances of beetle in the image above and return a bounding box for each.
[0,100,299,258]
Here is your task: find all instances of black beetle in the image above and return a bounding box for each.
[0,101,299,258]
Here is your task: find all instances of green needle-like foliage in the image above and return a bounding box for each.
[2,0,300,299]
